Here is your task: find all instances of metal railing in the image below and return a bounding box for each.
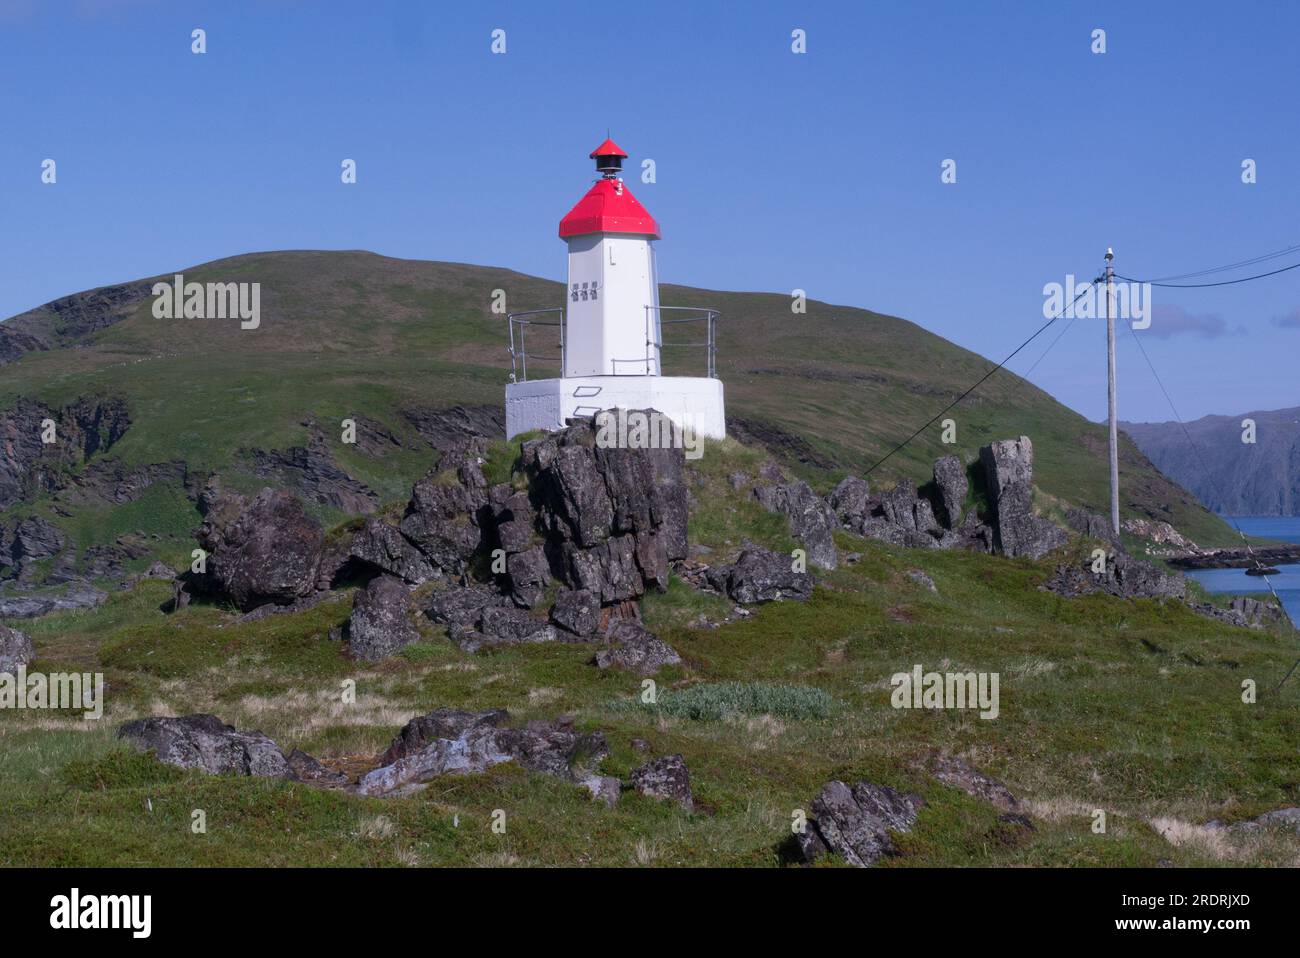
[507,304,719,382]
[645,305,719,379]
[507,308,564,383]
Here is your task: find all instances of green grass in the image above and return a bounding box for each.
[614,682,839,721]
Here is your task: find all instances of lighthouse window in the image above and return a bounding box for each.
[571,284,579,302]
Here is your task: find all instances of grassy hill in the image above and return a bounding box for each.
[0,250,1233,551]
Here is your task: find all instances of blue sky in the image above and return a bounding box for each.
[2,0,1297,423]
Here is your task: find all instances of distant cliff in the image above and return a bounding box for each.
[1122,407,1300,516]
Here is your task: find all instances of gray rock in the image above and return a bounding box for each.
[932,456,968,529]
[705,547,814,604]
[424,585,510,630]
[492,490,537,554]
[629,754,693,810]
[349,574,421,661]
[379,707,511,765]
[0,624,34,673]
[929,756,1022,813]
[904,569,937,593]
[754,479,838,570]
[1042,549,1186,601]
[550,588,601,638]
[1065,508,1118,543]
[355,710,609,798]
[979,437,1066,559]
[347,518,436,585]
[117,714,290,778]
[195,487,324,612]
[828,476,872,526]
[593,619,681,675]
[478,605,557,644]
[798,780,924,867]
[506,545,551,608]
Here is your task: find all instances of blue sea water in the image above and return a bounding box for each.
[1184,516,1300,626]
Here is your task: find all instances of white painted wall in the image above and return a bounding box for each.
[564,233,660,377]
[506,376,725,439]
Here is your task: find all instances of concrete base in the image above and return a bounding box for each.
[505,376,726,439]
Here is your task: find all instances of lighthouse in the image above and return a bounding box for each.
[505,138,726,440]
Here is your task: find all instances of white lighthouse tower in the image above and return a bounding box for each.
[505,138,726,439]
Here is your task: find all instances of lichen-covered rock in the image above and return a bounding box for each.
[0,624,34,673]
[399,458,490,574]
[593,619,681,675]
[424,584,510,630]
[117,714,290,778]
[979,437,1066,559]
[550,588,601,637]
[349,574,421,661]
[798,780,924,867]
[932,456,968,529]
[754,479,838,570]
[1042,549,1185,601]
[506,545,551,608]
[492,489,537,554]
[346,517,436,585]
[827,475,872,526]
[286,749,349,787]
[705,547,813,604]
[478,605,557,644]
[629,754,693,810]
[195,487,324,611]
[355,709,609,798]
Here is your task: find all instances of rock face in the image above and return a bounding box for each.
[1042,549,1186,601]
[346,518,435,585]
[979,437,1067,560]
[0,395,131,510]
[932,456,968,529]
[593,619,682,675]
[705,547,813,604]
[754,479,838,570]
[117,714,290,778]
[629,754,693,810]
[355,708,610,799]
[349,574,421,661]
[798,780,924,867]
[0,624,34,673]
[828,476,871,525]
[247,423,378,515]
[0,515,65,581]
[550,588,601,637]
[196,487,324,611]
[399,441,493,574]
[1066,509,1118,543]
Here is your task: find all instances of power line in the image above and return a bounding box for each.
[1118,258,1300,288]
[863,279,1098,478]
[1137,241,1300,283]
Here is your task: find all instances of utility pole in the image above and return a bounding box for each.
[1105,248,1120,536]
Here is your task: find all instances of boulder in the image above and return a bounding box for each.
[346,518,436,585]
[629,754,693,810]
[928,756,1022,813]
[593,619,681,675]
[932,456,968,529]
[349,575,421,661]
[754,479,838,570]
[880,479,920,531]
[0,624,34,673]
[478,605,557,644]
[117,714,290,778]
[196,487,324,612]
[550,588,601,638]
[705,547,813,604]
[286,749,349,787]
[978,437,1066,559]
[798,780,924,867]
[1042,549,1186,601]
[355,710,609,798]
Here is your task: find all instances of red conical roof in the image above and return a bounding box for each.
[589,138,628,159]
[559,177,660,240]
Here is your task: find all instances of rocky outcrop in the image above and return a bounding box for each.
[705,547,813,604]
[0,582,107,619]
[629,754,693,810]
[550,588,601,637]
[117,714,291,778]
[195,487,324,612]
[979,437,1067,560]
[399,440,493,574]
[754,478,838,570]
[0,624,34,673]
[797,780,924,867]
[248,433,378,516]
[0,515,65,580]
[346,517,436,585]
[1190,595,1287,630]
[1042,548,1186,601]
[401,404,505,450]
[928,756,1023,814]
[0,281,152,368]
[932,455,968,529]
[355,708,611,799]
[349,574,421,661]
[57,459,188,507]
[1065,509,1118,543]
[593,619,681,675]
[0,395,131,510]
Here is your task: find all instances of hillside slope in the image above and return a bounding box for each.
[1124,407,1300,517]
[0,250,1232,555]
